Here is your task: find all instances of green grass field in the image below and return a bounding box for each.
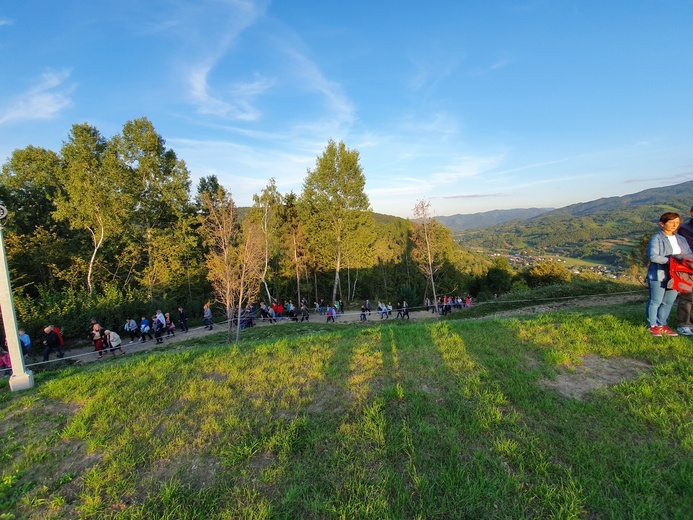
[1,301,691,519]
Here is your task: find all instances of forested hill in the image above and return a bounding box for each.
[435,208,552,231]
[547,180,693,217]
[452,180,693,267]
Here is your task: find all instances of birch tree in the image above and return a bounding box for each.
[55,123,131,295]
[201,186,263,343]
[278,191,309,304]
[412,199,440,313]
[248,179,282,304]
[301,139,374,305]
[111,117,193,299]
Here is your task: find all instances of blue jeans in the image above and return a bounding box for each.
[647,278,678,327]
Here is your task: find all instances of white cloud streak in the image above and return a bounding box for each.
[407,47,463,93]
[430,154,505,184]
[281,48,355,131]
[178,0,269,119]
[0,70,72,125]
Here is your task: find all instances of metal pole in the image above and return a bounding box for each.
[0,204,34,391]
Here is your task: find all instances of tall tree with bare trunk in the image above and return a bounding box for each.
[201,186,263,343]
[300,140,374,306]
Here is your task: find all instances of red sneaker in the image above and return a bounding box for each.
[660,326,679,337]
[649,326,662,337]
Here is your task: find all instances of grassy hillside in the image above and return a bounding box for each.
[1,298,691,518]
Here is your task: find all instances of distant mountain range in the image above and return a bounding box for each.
[446,180,693,267]
[438,180,693,232]
[435,208,553,231]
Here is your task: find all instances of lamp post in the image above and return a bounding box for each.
[0,203,34,391]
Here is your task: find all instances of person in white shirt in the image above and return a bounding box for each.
[104,329,125,356]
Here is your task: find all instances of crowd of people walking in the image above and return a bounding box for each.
[5,291,478,371]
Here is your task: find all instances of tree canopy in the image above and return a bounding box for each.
[300,139,375,304]
[1,121,495,341]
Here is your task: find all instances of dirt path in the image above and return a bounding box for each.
[27,291,646,370]
[26,323,220,369]
[482,291,645,318]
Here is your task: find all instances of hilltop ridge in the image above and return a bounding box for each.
[448,180,693,267]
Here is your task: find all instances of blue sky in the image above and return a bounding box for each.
[1,1,692,218]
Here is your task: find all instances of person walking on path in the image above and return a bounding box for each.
[140,316,154,342]
[0,344,11,377]
[178,307,189,332]
[90,323,107,358]
[0,338,13,376]
[300,303,310,322]
[42,325,65,362]
[18,329,31,356]
[165,312,176,337]
[203,303,214,330]
[152,315,165,344]
[378,302,388,319]
[155,310,166,331]
[104,329,125,356]
[124,317,140,343]
[326,305,336,323]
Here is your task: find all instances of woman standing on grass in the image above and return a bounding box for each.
[646,212,692,336]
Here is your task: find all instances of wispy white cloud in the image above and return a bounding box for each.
[139,18,181,35]
[511,173,594,189]
[171,2,356,157]
[0,17,12,26]
[407,45,463,93]
[400,112,459,140]
[623,173,693,185]
[189,64,272,120]
[0,70,72,125]
[168,136,313,203]
[282,48,355,131]
[368,177,431,198]
[175,0,270,119]
[470,57,511,76]
[438,192,505,200]
[493,156,574,177]
[430,154,505,184]
[353,132,391,151]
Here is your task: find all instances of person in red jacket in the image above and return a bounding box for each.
[1,342,11,377]
[676,205,693,335]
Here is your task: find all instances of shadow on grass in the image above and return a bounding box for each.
[2,305,690,519]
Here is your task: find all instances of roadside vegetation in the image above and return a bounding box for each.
[2,294,690,519]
